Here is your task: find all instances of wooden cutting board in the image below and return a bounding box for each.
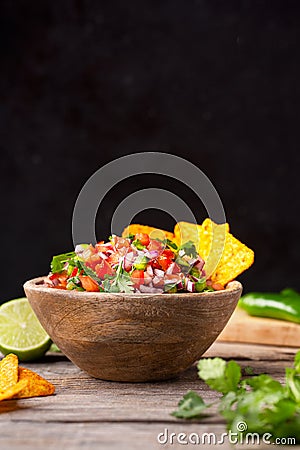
[218,307,300,347]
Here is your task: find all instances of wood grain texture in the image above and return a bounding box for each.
[0,342,298,450]
[24,278,242,382]
[218,307,300,347]
[0,422,236,450]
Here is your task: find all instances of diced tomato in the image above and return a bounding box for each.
[49,273,59,281]
[131,270,144,287]
[211,282,224,291]
[58,274,68,283]
[206,280,223,290]
[157,257,172,271]
[107,252,120,266]
[151,259,161,270]
[71,267,78,277]
[85,254,102,270]
[59,279,68,289]
[86,244,98,255]
[94,259,115,279]
[95,241,113,253]
[153,249,175,271]
[135,233,150,246]
[49,272,68,289]
[79,276,99,292]
[162,249,175,259]
[114,237,130,254]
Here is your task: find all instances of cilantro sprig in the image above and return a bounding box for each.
[50,251,101,286]
[178,240,198,258]
[103,259,134,293]
[78,261,101,284]
[50,248,136,293]
[171,351,300,443]
[122,233,135,241]
[50,252,78,273]
[171,391,211,419]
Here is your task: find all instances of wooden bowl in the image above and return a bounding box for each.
[24,277,242,382]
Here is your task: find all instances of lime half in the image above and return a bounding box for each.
[0,298,51,361]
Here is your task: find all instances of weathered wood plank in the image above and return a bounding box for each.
[205,341,298,360]
[1,421,294,450]
[0,343,297,423]
[0,343,298,450]
[218,307,300,347]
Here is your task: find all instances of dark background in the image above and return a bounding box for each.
[1,1,299,302]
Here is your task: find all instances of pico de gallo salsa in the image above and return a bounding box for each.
[46,233,224,294]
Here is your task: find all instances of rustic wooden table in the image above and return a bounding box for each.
[0,342,298,450]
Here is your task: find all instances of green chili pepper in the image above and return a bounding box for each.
[239,288,300,324]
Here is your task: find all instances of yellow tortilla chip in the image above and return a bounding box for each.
[174,220,229,253]
[14,367,55,398]
[173,222,202,249]
[122,224,174,242]
[123,219,254,286]
[200,218,254,285]
[0,379,28,402]
[198,219,229,278]
[0,354,18,391]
